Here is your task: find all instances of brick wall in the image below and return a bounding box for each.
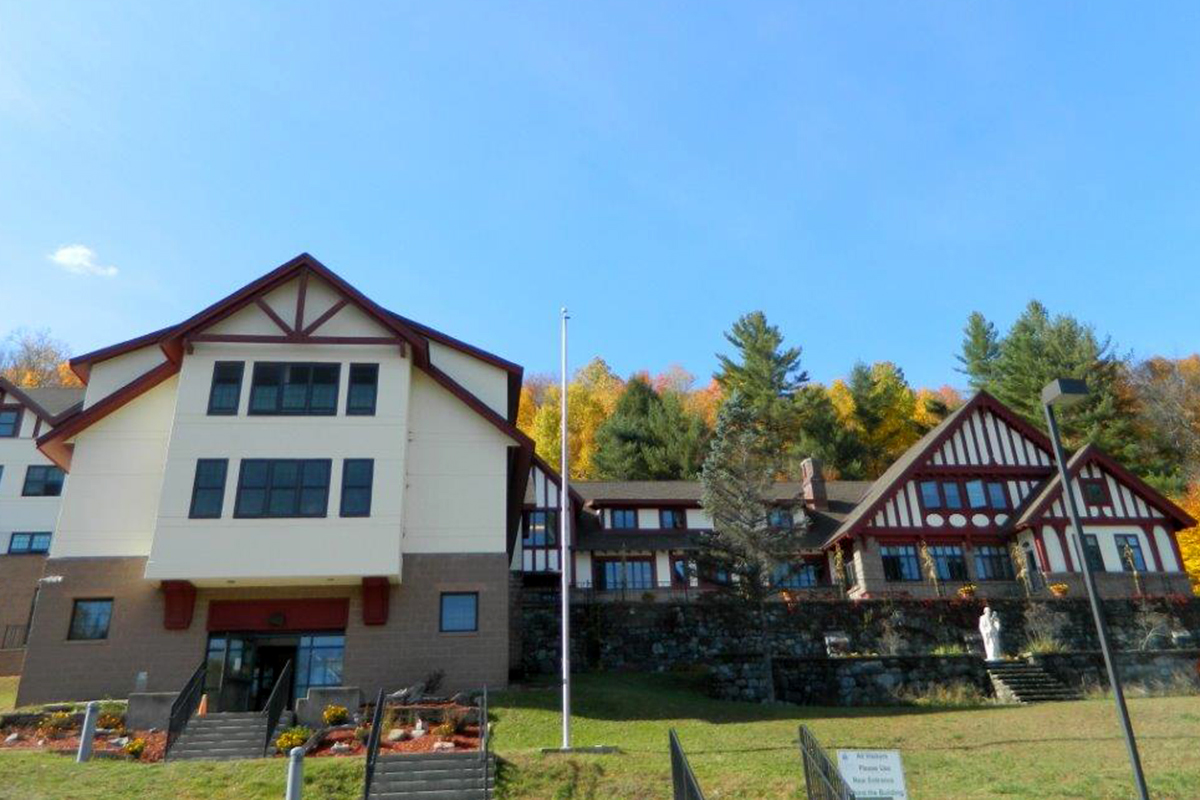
[0,553,46,675]
[17,553,510,706]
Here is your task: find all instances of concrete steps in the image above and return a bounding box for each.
[368,750,495,799]
[168,711,295,761]
[987,662,1080,704]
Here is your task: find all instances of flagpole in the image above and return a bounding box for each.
[559,307,571,750]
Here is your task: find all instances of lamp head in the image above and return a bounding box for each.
[1041,378,1089,408]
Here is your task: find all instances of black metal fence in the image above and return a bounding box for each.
[668,728,706,800]
[798,725,856,800]
[261,659,293,756]
[479,686,491,798]
[360,687,386,800]
[164,661,208,760]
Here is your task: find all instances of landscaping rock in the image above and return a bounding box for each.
[409,728,426,740]
[4,733,19,744]
[386,728,408,743]
[110,736,130,748]
[331,742,353,754]
[432,741,454,751]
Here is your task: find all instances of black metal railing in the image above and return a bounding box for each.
[479,686,491,798]
[361,687,386,800]
[261,659,294,756]
[1,624,28,650]
[798,725,856,800]
[165,661,208,760]
[669,728,706,800]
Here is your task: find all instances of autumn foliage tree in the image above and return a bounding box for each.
[0,329,81,387]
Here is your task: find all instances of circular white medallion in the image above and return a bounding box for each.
[949,513,967,528]
[925,513,944,527]
[971,513,990,527]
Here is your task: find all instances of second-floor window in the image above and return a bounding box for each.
[1081,533,1106,572]
[249,363,340,416]
[920,480,1007,512]
[207,362,245,415]
[347,364,379,415]
[0,408,20,437]
[522,510,558,546]
[23,465,65,497]
[659,508,686,529]
[340,459,374,517]
[609,508,637,529]
[189,459,229,519]
[1081,479,1110,507]
[8,532,51,554]
[235,459,331,518]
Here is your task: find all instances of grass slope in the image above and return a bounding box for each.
[0,672,1197,799]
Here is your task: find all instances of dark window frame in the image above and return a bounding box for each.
[0,406,22,438]
[339,458,374,517]
[522,509,559,547]
[233,458,332,519]
[1079,478,1111,507]
[1081,533,1107,572]
[928,544,969,581]
[22,465,64,497]
[439,592,479,633]
[189,459,229,519]
[768,506,794,529]
[8,532,51,554]
[973,544,1015,580]
[248,362,341,416]
[919,480,941,510]
[880,544,922,582]
[346,363,379,416]
[659,508,687,529]
[206,361,245,415]
[67,598,113,641]
[594,557,656,590]
[1114,533,1148,572]
[986,482,1009,510]
[609,508,638,529]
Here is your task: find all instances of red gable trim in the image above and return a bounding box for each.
[828,391,1054,547]
[37,359,179,470]
[0,378,79,425]
[207,598,350,632]
[1016,444,1196,531]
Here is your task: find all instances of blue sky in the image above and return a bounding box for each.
[2,3,1199,390]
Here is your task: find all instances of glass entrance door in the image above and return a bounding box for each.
[205,632,345,712]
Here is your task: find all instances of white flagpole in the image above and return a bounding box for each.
[559,306,571,750]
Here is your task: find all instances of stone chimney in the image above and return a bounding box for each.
[801,457,828,511]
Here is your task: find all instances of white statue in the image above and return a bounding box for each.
[979,606,1002,661]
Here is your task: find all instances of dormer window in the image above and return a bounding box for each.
[659,508,686,529]
[609,509,637,529]
[249,363,340,416]
[768,507,793,529]
[1080,478,1110,507]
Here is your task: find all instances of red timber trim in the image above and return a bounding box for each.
[0,377,74,426]
[161,580,197,630]
[588,499,702,509]
[255,297,293,334]
[361,577,390,625]
[37,359,180,470]
[294,265,309,332]
[1168,528,1186,573]
[920,465,1054,478]
[1018,444,1196,531]
[860,526,1009,543]
[826,391,1056,549]
[506,445,534,558]
[1054,526,1075,572]
[1142,522,1163,572]
[301,299,348,336]
[1032,529,1050,572]
[207,598,350,632]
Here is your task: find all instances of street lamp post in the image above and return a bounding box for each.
[1041,378,1149,800]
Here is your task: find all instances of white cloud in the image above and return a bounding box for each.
[49,244,118,278]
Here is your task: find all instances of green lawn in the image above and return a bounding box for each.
[1,672,1198,799]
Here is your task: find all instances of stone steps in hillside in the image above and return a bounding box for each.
[987,662,1080,704]
[368,750,495,799]
[168,711,294,761]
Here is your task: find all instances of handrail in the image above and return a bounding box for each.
[669,728,706,800]
[261,659,294,756]
[165,661,208,760]
[797,725,856,800]
[361,687,386,800]
[479,686,490,798]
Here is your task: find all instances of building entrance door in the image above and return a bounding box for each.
[204,632,345,713]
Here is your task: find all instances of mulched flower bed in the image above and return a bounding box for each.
[304,722,481,758]
[0,727,166,762]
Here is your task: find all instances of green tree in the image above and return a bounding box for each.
[699,392,803,702]
[956,312,1000,391]
[714,312,808,462]
[794,385,868,479]
[957,301,1144,468]
[840,362,922,476]
[592,377,710,479]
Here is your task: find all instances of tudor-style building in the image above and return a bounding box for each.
[17,254,535,707]
[512,392,1195,601]
[0,379,83,675]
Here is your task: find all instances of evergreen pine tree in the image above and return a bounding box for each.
[956,311,1000,391]
[592,378,712,479]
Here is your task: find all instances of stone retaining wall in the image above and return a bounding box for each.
[1030,650,1200,694]
[520,594,1200,676]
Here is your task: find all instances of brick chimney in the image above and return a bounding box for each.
[801,457,828,511]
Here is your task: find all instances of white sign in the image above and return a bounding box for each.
[836,749,908,799]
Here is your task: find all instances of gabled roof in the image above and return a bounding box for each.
[0,378,84,423]
[40,253,534,467]
[823,391,1056,546]
[1013,443,1196,530]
